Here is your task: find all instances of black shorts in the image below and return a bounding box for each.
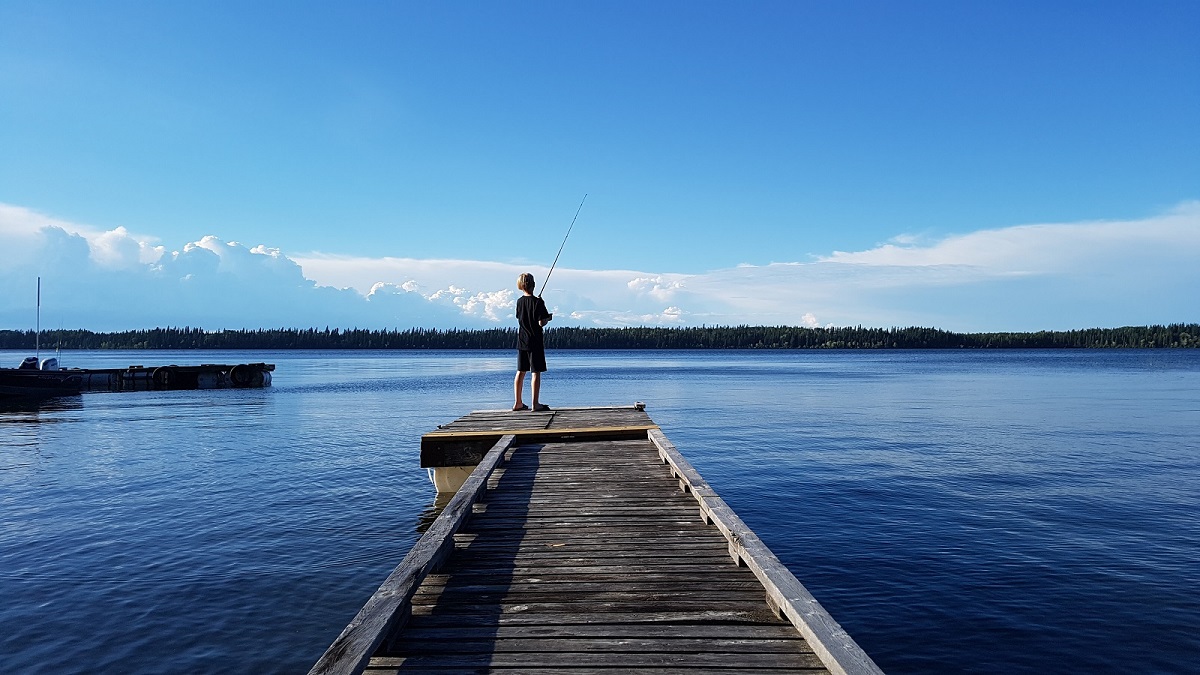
[517,349,547,373]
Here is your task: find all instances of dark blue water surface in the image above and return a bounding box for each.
[1,349,1197,673]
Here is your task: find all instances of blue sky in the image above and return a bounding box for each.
[1,1,1197,332]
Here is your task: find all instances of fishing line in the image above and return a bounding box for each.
[539,194,587,298]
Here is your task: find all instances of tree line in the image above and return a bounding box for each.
[0,324,1196,350]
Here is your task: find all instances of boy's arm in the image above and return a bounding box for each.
[537,298,553,326]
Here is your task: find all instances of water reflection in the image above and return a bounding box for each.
[415,491,454,533]
[0,395,84,417]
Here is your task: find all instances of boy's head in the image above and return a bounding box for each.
[517,273,536,293]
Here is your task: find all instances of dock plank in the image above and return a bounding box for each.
[367,651,828,669]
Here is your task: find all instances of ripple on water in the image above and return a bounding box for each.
[1,349,1198,674]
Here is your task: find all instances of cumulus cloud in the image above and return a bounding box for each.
[90,227,160,269]
[0,207,360,330]
[627,276,686,301]
[364,282,475,328]
[1,200,1196,332]
[0,204,162,267]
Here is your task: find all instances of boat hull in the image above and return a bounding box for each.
[0,369,85,400]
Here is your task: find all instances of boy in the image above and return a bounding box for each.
[513,272,552,412]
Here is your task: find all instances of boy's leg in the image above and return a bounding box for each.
[531,371,541,408]
[513,370,527,409]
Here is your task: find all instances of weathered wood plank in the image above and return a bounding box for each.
[394,623,807,640]
[453,535,726,547]
[424,424,657,440]
[460,516,707,528]
[392,636,813,655]
[456,530,731,543]
[472,503,698,515]
[420,570,755,585]
[408,601,785,617]
[368,651,827,669]
[433,563,759,576]
[402,608,794,626]
[410,589,783,608]
[412,576,763,590]
[364,662,830,667]
[453,534,729,547]
[447,551,736,564]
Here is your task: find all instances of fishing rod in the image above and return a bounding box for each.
[539,194,587,299]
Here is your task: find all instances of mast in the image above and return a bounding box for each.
[36,277,41,363]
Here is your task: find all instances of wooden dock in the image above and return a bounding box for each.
[311,405,882,674]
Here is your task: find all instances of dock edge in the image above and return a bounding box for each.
[307,434,516,675]
[648,428,884,675]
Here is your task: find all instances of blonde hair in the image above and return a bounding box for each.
[517,273,536,293]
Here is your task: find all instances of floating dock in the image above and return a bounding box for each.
[1,362,274,401]
[311,405,882,675]
[68,362,275,392]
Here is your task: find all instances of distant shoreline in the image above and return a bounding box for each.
[1,324,1196,350]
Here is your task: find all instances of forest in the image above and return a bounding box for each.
[0,324,1196,350]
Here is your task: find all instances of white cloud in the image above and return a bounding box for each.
[0,204,162,268]
[822,201,1200,276]
[1,200,1197,332]
[453,289,517,322]
[0,203,74,240]
[887,233,921,246]
[565,306,688,327]
[363,282,474,327]
[89,227,143,269]
[627,276,686,301]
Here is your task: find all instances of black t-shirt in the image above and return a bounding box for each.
[515,295,550,351]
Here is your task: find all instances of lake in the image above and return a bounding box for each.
[1,349,1197,673]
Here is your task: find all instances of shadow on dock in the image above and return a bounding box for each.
[384,444,540,670]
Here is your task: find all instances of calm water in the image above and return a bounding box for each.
[1,349,1197,673]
